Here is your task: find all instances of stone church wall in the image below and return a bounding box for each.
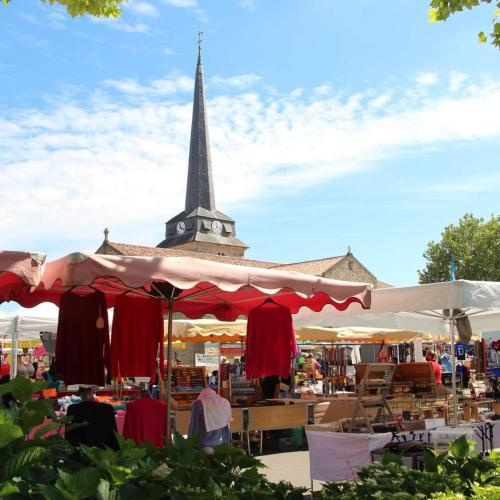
[174,241,245,257]
[323,257,377,287]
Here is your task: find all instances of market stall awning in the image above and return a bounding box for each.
[2,251,372,439]
[171,319,247,343]
[294,280,500,334]
[0,251,46,303]
[294,326,450,343]
[11,252,372,320]
[294,280,500,427]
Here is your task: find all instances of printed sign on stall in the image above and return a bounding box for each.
[220,347,245,356]
[195,354,220,367]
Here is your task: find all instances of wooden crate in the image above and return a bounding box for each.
[170,392,200,410]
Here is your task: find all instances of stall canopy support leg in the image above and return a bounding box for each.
[449,318,458,428]
[165,296,175,441]
[11,316,20,378]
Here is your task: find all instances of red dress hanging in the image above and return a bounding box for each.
[110,295,164,381]
[245,301,297,380]
[55,290,110,386]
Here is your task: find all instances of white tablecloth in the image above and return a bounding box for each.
[305,430,392,481]
[430,422,494,452]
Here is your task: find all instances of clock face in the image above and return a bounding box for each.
[212,220,223,234]
[176,221,186,235]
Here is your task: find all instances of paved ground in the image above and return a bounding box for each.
[259,450,322,493]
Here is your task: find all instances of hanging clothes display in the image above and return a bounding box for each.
[413,340,425,362]
[123,397,167,447]
[376,341,390,362]
[245,300,297,380]
[110,295,164,381]
[55,290,110,386]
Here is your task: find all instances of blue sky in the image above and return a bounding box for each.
[1,0,499,304]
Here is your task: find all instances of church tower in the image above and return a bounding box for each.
[157,36,248,257]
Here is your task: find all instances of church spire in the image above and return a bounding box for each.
[185,32,215,214]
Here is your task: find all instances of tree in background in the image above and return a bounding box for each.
[418,213,500,283]
[429,0,500,49]
[1,0,124,17]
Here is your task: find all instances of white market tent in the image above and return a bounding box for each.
[294,280,500,425]
[294,280,500,334]
[0,311,58,376]
[0,312,58,340]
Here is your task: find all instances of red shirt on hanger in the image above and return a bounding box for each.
[245,301,297,380]
[55,290,110,386]
[110,294,164,382]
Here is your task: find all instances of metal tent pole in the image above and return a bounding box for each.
[449,317,458,427]
[218,341,222,395]
[165,297,175,441]
[11,316,20,378]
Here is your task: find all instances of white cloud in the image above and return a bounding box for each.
[91,17,150,33]
[104,75,193,96]
[127,1,160,17]
[240,0,256,9]
[313,84,332,96]
[163,0,197,7]
[415,72,438,86]
[368,93,391,109]
[0,71,499,254]
[210,74,261,89]
[114,22,150,33]
[449,71,468,92]
[163,47,176,56]
[422,173,500,193]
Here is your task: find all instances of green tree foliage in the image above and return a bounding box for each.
[418,213,500,283]
[1,0,125,18]
[429,0,500,49]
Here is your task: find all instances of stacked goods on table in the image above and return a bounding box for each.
[170,367,206,409]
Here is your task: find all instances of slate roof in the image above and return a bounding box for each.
[100,241,277,269]
[98,241,392,288]
[185,48,215,214]
[376,280,393,289]
[270,256,344,276]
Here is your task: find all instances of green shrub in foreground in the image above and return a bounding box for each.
[320,435,500,499]
[0,378,305,499]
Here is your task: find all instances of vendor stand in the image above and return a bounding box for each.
[1,251,372,441]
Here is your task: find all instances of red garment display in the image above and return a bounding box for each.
[123,397,167,447]
[55,290,110,386]
[110,295,164,381]
[0,362,10,377]
[245,301,297,380]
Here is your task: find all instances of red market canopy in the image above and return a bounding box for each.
[0,251,46,303]
[2,251,372,439]
[11,252,372,320]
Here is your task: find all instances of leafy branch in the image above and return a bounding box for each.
[1,0,125,18]
[429,0,500,49]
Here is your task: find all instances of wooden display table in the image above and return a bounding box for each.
[247,404,309,454]
[173,406,244,436]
